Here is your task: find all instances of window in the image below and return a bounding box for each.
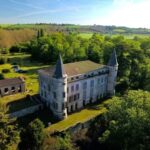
[53,92,56,99]
[76,84,79,91]
[4,88,9,94]
[83,91,86,100]
[67,87,69,93]
[74,95,76,101]
[44,91,47,98]
[97,78,100,85]
[53,102,57,109]
[71,77,74,80]
[18,86,21,92]
[62,103,64,110]
[83,82,87,89]
[90,88,94,98]
[63,92,65,98]
[71,85,74,92]
[48,84,51,91]
[90,80,94,87]
[69,96,72,103]
[76,76,79,79]
[11,87,15,92]
[101,77,104,83]
[77,93,80,99]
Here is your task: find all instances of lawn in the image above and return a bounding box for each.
[46,99,112,133]
[0,53,49,112]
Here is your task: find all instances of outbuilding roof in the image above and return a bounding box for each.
[0,77,24,87]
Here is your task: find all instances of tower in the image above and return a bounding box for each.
[53,54,68,119]
[107,49,118,96]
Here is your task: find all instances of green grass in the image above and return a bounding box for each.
[78,33,93,39]
[46,99,112,133]
[0,53,49,112]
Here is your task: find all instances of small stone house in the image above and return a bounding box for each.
[0,77,25,97]
[38,50,118,119]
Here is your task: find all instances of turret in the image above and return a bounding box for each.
[107,49,118,96]
[53,54,68,119]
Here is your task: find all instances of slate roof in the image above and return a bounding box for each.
[64,60,103,76]
[0,77,24,88]
[108,49,118,66]
[39,60,104,77]
[53,54,65,78]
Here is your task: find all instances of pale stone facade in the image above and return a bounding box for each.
[0,77,25,97]
[38,50,118,119]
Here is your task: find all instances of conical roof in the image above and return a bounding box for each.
[53,54,65,78]
[108,49,118,66]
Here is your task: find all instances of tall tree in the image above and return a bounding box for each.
[0,104,19,150]
[19,119,45,150]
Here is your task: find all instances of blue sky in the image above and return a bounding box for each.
[0,0,150,28]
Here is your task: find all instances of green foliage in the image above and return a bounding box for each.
[0,103,19,150]
[0,57,8,64]
[55,133,74,150]
[22,32,150,92]
[2,68,10,73]
[99,90,150,150]
[0,73,4,80]
[19,118,45,150]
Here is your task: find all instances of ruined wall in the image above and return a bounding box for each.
[9,104,43,118]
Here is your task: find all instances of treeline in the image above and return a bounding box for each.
[0,29,36,48]
[16,32,150,93]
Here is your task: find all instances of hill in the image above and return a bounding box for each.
[0,23,150,48]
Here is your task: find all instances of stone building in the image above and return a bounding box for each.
[0,77,25,97]
[38,50,118,119]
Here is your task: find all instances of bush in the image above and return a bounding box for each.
[2,69,10,73]
[18,119,45,150]
[0,57,7,64]
[0,73,4,80]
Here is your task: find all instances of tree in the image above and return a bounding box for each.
[19,119,45,150]
[55,133,74,150]
[99,90,150,150]
[0,104,19,150]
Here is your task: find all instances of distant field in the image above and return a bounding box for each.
[78,32,150,39]
[78,33,93,39]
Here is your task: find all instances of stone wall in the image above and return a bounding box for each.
[51,115,102,135]
[9,104,43,118]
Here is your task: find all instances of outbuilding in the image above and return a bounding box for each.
[0,77,25,97]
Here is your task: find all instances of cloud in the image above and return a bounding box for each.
[17,6,80,18]
[9,0,44,10]
[92,0,150,28]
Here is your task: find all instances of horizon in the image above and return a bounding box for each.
[0,0,150,28]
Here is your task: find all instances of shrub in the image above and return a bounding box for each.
[0,57,7,64]
[0,73,4,80]
[2,69,10,73]
[18,119,45,150]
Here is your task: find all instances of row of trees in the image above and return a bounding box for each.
[17,32,150,92]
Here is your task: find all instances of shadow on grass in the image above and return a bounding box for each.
[17,107,59,128]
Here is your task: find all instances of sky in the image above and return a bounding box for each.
[0,0,150,28]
